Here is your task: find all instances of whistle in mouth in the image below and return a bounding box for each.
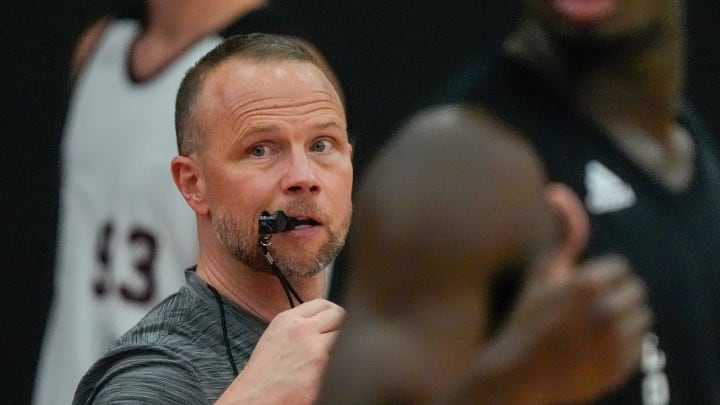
[259,210,291,235]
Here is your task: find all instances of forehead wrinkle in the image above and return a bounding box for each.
[203,59,345,140]
[226,96,346,136]
[311,119,346,132]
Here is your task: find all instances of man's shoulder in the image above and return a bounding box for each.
[72,286,217,404]
[73,336,210,405]
[71,275,241,405]
[112,284,211,349]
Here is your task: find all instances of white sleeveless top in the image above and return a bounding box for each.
[33,20,221,405]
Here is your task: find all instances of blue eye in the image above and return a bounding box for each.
[250,144,269,157]
[311,139,331,152]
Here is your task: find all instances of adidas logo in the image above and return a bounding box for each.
[584,160,636,214]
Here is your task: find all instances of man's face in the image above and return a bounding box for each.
[195,58,353,277]
[524,0,678,42]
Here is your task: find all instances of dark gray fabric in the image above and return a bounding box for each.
[73,270,268,404]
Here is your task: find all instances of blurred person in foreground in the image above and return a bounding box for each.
[318,104,652,404]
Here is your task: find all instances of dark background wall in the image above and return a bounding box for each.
[1,1,112,404]
[2,1,718,403]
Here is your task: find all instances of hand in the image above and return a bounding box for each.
[216,299,345,405]
[476,255,653,405]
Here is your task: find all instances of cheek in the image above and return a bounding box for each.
[207,168,276,214]
[329,165,354,208]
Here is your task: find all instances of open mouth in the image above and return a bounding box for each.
[288,216,321,230]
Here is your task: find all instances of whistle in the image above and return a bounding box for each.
[259,210,292,235]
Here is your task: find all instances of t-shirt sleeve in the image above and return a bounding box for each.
[73,345,210,405]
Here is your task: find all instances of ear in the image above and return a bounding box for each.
[171,155,209,216]
[542,182,590,281]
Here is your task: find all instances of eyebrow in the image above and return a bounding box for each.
[241,120,344,137]
[241,123,282,138]
[311,120,345,132]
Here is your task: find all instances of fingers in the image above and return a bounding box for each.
[564,255,649,322]
[507,251,653,402]
[578,255,653,389]
[576,254,653,333]
[311,302,346,333]
[593,272,650,325]
[316,330,341,354]
[292,298,343,317]
[577,254,631,286]
[601,278,653,385]
[280,299,346,333]
[238,301,345,405]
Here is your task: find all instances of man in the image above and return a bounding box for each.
[73,33,350,404]
[443,0,720,403]
[317,104,652,404]
[35,2,343,404]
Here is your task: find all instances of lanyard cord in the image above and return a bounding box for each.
[207,283,239,377]
[205,226,304,378]
[259,234,304,308]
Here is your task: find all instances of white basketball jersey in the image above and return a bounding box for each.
[33,20,221,405]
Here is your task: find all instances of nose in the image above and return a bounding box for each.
[281,147,321,195]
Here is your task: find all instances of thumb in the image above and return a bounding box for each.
[542,183,590,282]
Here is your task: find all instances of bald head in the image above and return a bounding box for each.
[174,33,340,157]
[320,105,559,404]
[349,104,555,312]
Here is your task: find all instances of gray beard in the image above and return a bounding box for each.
[211,202,349,278]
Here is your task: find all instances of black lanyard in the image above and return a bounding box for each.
[207,230,304,376]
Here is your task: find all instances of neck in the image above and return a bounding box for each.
[504,14,685,144]
[195,226,327,321]
[130,0,266,81]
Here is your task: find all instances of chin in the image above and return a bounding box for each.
[276,258,327,278]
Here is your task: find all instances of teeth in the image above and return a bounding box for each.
[294,224,312,229]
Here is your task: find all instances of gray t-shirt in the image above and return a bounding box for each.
[73,269,268,404]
